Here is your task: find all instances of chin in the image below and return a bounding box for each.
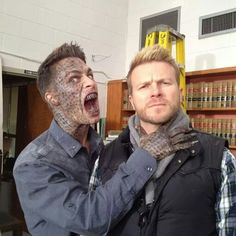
[93,117,100,124]
[88,114,100,124]
[83,108,100,123]
[148,112,172,124]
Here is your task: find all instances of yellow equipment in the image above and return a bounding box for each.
[145,24,186,110]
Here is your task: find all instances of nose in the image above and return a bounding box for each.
[83,75,96,89]
[151,82,162,97]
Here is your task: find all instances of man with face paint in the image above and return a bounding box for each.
[99,45,236,236]
[12,42,163,236]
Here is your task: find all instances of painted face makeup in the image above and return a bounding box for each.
[52,57,100,130]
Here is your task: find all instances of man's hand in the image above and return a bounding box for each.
[140,127,197,160]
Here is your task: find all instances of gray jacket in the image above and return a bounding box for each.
[13,120,157,236]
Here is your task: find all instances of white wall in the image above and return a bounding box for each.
[126,0,236,72]
[0,0,128,117]
[2,0,236,118]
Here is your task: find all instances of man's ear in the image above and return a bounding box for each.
[129,95,135,110]
[45,91,59,106]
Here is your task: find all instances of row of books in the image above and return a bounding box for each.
[123,81,236,109]
[109,116,236,147]
[123,89,134,110]
[186,80,236,109]
[190,117,236,146]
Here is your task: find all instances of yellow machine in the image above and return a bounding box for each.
[145,24,186,110]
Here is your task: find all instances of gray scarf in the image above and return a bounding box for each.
[128,109,191,204]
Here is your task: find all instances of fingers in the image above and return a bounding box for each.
[140,129,198,160]
[168,127,192,138]
[173,141,194,151]
[171,133,197,145]
[173,137,199,151]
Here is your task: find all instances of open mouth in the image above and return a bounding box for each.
[84,92,99,115]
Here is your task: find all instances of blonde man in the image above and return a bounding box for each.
[99,45,236,236]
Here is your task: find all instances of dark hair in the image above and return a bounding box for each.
[37,42,86,99]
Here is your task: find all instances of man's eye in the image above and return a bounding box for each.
[71,77,79,83]
[88,74,94,80]
[163,81,171,85]
[139,84,148,89]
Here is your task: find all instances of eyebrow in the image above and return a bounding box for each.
[68,70,81,75]
[71,66,92,74]
[64,65,92,78]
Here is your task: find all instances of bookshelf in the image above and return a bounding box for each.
[105,67,236,153]
[106,79,134,135]
[186,66,236,152]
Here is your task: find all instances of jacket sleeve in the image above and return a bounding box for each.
[13,148,156,235]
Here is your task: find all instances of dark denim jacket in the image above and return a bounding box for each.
[13,120,157,236]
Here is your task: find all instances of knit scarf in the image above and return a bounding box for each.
[128,108,191,152]
[128,109,192,204]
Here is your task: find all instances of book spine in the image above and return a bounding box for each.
[213,82,218,108]
[216,81,222,108]
[221,119,227,140]
[221,81,227,108]
[217,119,222,138]
[231,119,236,146]
[208,118,213,135]
[192,83,197,108]
[212,119,218,137]
[226,119,232,146]
[226,80,233,108]
[197,82,204,108]
[208,82,213,108]
[232,81,236,107]
[202,118,207,132]
[186,83,191,109]
[202,82,208,108]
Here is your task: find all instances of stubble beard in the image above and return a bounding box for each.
[137,102,179,127]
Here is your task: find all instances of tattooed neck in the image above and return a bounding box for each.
[73,125,90,148]
[54,110,90,145]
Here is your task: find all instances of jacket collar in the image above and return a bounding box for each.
[49,119,103,158]
[119,126,131,144]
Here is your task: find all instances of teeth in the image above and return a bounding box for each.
[85,93,97,102]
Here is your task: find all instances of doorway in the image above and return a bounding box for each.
[2,69,53,179]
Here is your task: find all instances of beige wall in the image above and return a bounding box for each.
[126,0,236,72]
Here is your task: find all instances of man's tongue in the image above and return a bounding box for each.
[85,99,97,113]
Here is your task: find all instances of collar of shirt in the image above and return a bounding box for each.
[49,120,103,158]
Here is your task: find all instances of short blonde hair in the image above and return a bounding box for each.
[126,44,180,94]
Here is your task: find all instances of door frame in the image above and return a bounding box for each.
[0,58,3,175]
